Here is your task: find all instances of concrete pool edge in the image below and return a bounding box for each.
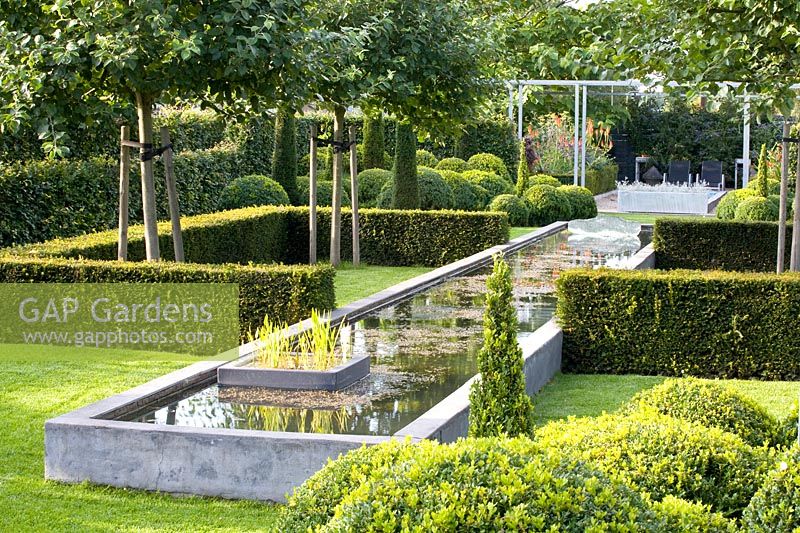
[44,222,569,502]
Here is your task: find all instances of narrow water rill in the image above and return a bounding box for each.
[124,228,649,436]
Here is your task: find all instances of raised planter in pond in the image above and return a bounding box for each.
[218,353,370,391]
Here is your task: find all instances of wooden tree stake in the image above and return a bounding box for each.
[309,123,318,265]
[161,127,184,262]
[349,125,360,267]
[117,125,131,261]
[792,136,800,271]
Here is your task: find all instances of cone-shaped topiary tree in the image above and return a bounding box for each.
[272,107,298,204]
[756,144,769,198]
[515,140,529,196]
[362,112,386,170]
[393,122,419,208]
[469,253,533,437]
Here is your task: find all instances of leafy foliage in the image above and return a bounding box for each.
[622,378,781,447]
[524,184,571,225]
[716,189,757,221]
[462,170,514,199]
[271,109,298,204]
[355,169,392,208]
[218,175,290,211]
[393,123,419,209]
[528,174,563,189]
[436,157,468,173]
[756,144,770,198]
[0,256,334,338]
[439,170,487,211]
[558,185,597,219]
[282,436,735,532]
[557,267,800,379]
[535,410,771,516]
[743,447,800,532]
[734,196,779,222]
[653,218,792,272]
[416,167,454,210]
[295,177,351,208]
[361,113,386,170]
[467,153,511,182]
[515,141,529,196]
[469,254,533,437]
[415,150,438,168]
[488,194,529,226]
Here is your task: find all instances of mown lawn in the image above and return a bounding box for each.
[510,227,539,239]
[533,373,799,426]
[0,344,280,532]
[334,263,433,306]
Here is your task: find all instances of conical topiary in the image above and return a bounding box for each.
[515,140,529,196]
[362,112,385,170]
[756,144,769,198]
[272,107,298,204]
[469,253,533,437]
[393,122,419,209]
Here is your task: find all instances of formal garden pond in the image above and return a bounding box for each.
[126,228,650,435]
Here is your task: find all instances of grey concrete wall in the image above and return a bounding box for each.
[45,418,386,502]
[627,243,656,270]
[394,318,563,443]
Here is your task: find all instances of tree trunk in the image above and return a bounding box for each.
[309,123,318,265]
[135,92,160,261]
[349,125,360,266]
[329,106,346,266]
[161,127,184,262]
[777,121,790,273]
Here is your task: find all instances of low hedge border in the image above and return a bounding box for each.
[556,267,800,379]
[9,206,509,268]
[0,257,335,337]
[653,218,791,272]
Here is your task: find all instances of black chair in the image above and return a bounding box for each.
[700,160,723,189]
[666,160,691,185]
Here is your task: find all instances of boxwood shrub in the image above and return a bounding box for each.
[438,170,486,211]
[525,184,572,225]
[535,410,771,516]
[0,256,334,336]
[528,174,562,188]
[280,437,734,532]
[742,447,800,532]
[467,153,512,182]
[295,177,351,208]
[355,169,392,208]
[462,170,513,199]
[716,189,757,220]
[735,196,779,221]
[488,194,529,226]
[415,149,438,168]
[218,175,290,210]
[559,185,598,219]
[777,403,799,448]
[10,206,509,268]
[653,218,791,272]
[416,167,454,210]
[435,157,468,173]
[556,267,800,379]
[622,378,781,447]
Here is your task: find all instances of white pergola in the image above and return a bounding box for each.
[504,79,798,189]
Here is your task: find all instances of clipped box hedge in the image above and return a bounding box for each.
[11,206,509,268]
[556,268,800,380]
[0,256,334,337]
[653,217,791,272]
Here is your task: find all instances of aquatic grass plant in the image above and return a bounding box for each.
[252,309,346,370]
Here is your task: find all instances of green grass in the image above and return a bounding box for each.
[0,344,280,532]
[334,263,432,306]
[510,227,539,239]
[533,373,799,426]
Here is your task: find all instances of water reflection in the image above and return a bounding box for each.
[125,230,643,435]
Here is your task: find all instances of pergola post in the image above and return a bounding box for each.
[517,85,524,139]
[742,95,751,187]
[581,84,588,188]
[507,82,515,124]
[573,85,580,186]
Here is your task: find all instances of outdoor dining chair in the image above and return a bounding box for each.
[700,160,724,189]
[665,160,691,185]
